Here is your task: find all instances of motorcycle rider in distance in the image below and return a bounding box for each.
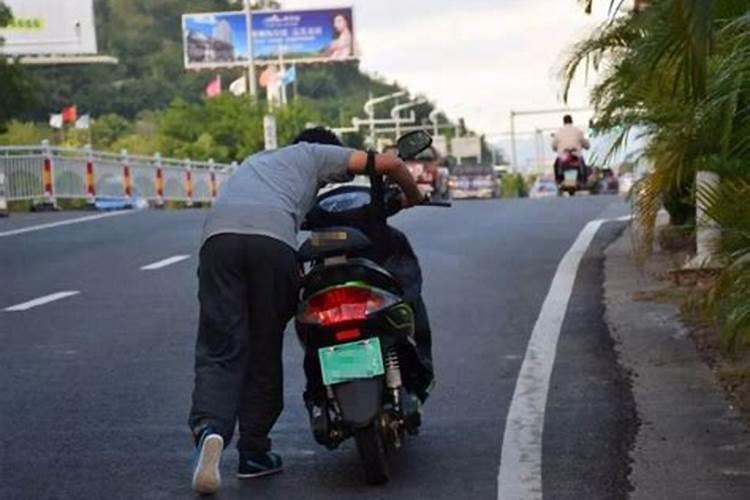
[551,114,591,184]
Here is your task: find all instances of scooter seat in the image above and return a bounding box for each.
[300,257,403,299]
[298,226,372,262]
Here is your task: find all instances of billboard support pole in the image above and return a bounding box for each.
[245,0,257,99]
[510,110,518,170]
[278,52,288,106]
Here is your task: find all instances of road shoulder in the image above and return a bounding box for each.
[604,226,750,499]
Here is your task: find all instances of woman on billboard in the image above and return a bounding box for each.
[326,12,352,60]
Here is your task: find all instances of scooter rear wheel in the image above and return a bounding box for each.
[354,424,389,485]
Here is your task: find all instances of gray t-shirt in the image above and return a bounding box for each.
[202,143,355,249]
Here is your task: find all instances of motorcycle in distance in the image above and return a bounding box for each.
[557,148,585,196]
[295,130,449,485]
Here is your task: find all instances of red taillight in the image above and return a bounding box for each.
[301,285,397,327]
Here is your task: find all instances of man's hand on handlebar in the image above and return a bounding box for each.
[395,185,429,208]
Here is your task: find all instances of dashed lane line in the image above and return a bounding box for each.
[0,211,136,238]
[4,291,81,312]
[140,254,191,271]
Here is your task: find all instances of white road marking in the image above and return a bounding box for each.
[140,254,190,271]
[497,218,607,500]
[4,291,80,312]
[0,210,135,238]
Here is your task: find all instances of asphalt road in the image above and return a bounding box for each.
[1,195,630,500]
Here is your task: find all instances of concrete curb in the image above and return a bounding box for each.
[604,226,750,499]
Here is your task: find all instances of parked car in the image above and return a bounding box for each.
[530,175,558,199]
[590,168,619,194]
[449,165,498,199]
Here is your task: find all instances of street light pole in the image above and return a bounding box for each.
[391,99,426,138]
[363,90,408,146]
[508,107,592,170]
[428,109,440,137]
[510,111,518,170]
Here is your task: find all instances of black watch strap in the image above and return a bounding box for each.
[365,150,376,176]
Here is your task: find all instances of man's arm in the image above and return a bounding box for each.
[551,132,559,152]
[347,151,423,206]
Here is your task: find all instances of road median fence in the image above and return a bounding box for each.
[0,141,237,210]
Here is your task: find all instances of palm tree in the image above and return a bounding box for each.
[565,0,750,349]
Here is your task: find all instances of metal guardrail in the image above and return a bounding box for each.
[0,141,238,206]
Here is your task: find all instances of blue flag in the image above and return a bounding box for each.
[282,65,297,85]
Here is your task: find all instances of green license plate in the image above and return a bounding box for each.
[564,170,578,181]
[318,338,385,386]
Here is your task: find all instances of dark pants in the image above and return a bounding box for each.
[189,234,299,453]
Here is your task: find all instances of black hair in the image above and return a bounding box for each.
[563,114,573,125]
[332,12,352,33]
[292,126,343,146]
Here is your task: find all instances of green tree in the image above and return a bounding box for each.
[0,121,49,145]
[91,113,132,148]
[158,95,326,161]
[0,2,37,132]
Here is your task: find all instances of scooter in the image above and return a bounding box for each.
[557,148,585,196]
[295,131,448,485]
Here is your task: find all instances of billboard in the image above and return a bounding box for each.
[183,7,356,69]
[0,0,98,56]
[451,136,482,160]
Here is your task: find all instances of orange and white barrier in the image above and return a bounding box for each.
[121,149,133,202]
[41,140,56,205]
[84,145,96,204]
[209,162,218,201]
[184,160,194,207]
[0,142,233,205]
[154,153,164,207]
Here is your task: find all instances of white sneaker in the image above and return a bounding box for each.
[192,432,224,496]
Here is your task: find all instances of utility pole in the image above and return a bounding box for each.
[509,107,592,170]
[244,0,257,99]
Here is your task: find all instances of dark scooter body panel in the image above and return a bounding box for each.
[333,379,384,428]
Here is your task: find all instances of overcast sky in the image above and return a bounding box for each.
[282,0,620,166]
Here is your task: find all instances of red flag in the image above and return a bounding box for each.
[205,76,221,98]
[61,105,77,124]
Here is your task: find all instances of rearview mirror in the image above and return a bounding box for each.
[396,130,433,160]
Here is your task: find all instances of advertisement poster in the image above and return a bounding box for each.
[0,0,98,56]
[183,7,355,69]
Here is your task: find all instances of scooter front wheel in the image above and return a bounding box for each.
[354,424,389,485]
